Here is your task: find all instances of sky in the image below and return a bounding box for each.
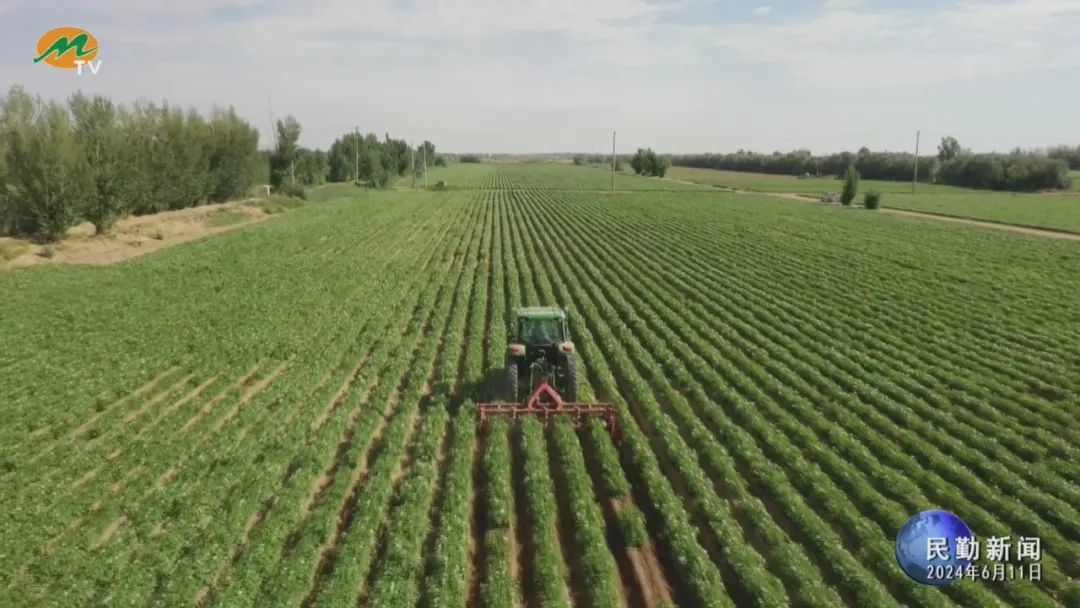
[2,0,1080,153]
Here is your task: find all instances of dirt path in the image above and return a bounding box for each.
[1,200,275,270]
[879,208,1080,241]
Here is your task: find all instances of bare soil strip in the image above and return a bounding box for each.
[579,431,668,608]
[178,361,266,434]
[71,366,182,440]
[122,374,195,424]
[2,200,274,270]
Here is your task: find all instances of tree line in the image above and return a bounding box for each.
[1,85,263,241]
[672,137,1073,192]
[1,85,443,242]
[266,120,444,191]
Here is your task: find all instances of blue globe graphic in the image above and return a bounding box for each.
[895,510,973,586]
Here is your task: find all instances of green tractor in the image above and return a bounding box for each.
[477,306,617,433]
[505,306,579,402]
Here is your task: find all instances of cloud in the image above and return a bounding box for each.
[712,0,1080,88]
[3,0,1078,152]
[824,0,864,10]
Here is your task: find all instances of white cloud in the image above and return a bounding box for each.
[824,0,864,9]
[712,0,1080,88]
[754,5,774,15]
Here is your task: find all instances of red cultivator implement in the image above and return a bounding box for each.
[477,378,618,435]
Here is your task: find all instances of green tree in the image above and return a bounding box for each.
[630,148,645,174]
[1,86,40,234]
[654,154,671,177]
[206,107,260,201]
[270,115,301,187]
[841,165,860,205]
[70,93,136,233]
[5,100,89,241]
[937,136,962,162]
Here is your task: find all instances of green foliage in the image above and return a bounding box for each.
[863,190,881,209]
[937,135,964,162]
[1,86,261,238]
[675,142,1073,192]
[937,154,1072,191]
[325,132,427,187]
[1046,144,1080,170]
[70,93,131,234]
[1061,581,1080,607]
[206,108,261,201]
[675,148,938,182]
[617,506,648,548]
[841,166,860,205]
[273,182,306,200]
[3,95,88,241]
[269,115,301,188]
[631,147,671,177]
[459,154,482,163]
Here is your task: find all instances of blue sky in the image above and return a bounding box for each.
[2,0,1079,153]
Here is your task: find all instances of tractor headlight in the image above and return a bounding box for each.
[559,341,575,353]
[509,343,526,355]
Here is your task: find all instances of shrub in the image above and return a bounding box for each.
[459,154,481,164]
[863,190,881,209]
[841,166,860,205]
[273,182,306,200]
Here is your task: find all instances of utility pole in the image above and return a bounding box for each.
[912,130,920,195]
[354,127,360,182]
[411,144,416,189]
[611,130,616,192]
[422,143,427,188]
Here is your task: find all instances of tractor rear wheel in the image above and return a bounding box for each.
[561,353,579,402]
[506,359,520,402]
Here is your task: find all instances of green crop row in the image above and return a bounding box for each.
[480,418,517,608]
[518,417,571,608]
[421,404,478,608]
[550,418,622,608]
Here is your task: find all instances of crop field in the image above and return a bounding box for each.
[412,162,709,191]
[2,164,1079,607]
[666,166,970,195]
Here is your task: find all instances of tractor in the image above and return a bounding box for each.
[477,307,617,433]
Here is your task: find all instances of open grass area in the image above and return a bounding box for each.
[886,192,1080,233]
[2,162,1078,607]
[668,166,974,195]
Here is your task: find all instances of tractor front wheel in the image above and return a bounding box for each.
[506,359,520,402]
[561,353,579,402]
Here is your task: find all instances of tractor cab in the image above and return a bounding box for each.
[506,307,577,402]
[513,307,570,347]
